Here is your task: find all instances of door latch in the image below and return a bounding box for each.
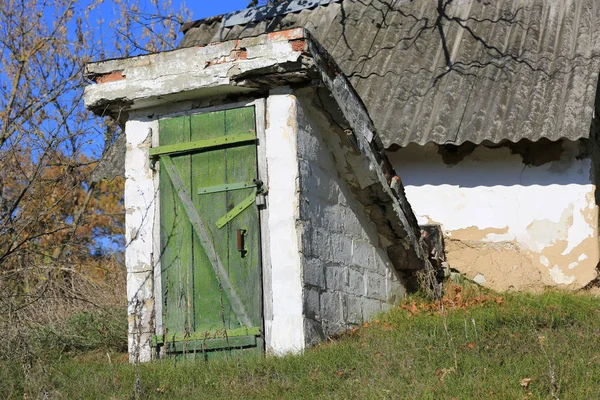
[254,179,267,207]
[237,229,247,257]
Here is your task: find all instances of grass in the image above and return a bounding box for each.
[2,286,600,399]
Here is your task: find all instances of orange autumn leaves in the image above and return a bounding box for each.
[400,286,505,316]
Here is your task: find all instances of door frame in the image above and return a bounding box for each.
[151,98,270,356]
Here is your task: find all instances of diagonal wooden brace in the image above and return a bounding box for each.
[161,155,253,328]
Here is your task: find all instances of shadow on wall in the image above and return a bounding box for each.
[388,140,593,188]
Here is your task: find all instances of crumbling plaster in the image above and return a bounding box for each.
[123,115,157,363]
[389,141,599,291]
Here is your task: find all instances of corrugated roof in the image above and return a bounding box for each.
[179,0,600,147]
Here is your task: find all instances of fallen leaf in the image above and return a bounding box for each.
[466,341,476,349]
[520,378,532,389]
[336,370,344,377]
[538,335,546,345]
[435,367,456,382]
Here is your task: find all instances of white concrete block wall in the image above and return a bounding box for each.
[389,142,599,291]
[123,115,158,362]
[295,97,406,345]
[263,90,306,354]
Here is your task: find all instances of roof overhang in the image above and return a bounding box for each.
[84,28,319,117]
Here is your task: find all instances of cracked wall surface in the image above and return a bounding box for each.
[123,115,157,362]
[389,141,599,291]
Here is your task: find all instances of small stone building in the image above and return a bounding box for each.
[84,29,428,361]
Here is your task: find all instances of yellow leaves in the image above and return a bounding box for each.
[520,377,532,389]
[537,335,546,346]
[464,341,476,350]
[435,367,456,382]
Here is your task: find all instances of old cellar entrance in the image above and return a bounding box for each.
[152,106,264,359]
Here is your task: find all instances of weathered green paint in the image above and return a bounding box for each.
[161,155,252,327]
[149,133,256,158]
[152,326,261,346]
[197,181,256,195]
[215,191,256,229]
[158,106,262,357]
[164,335,257,354]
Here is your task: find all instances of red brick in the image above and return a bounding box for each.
[96,71,125,84]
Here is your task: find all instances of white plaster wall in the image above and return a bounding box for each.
[123,115,158,362]
[295,96,406,345]
[389,142,599,291]
[263,89,306,354]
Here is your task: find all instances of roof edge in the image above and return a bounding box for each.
[181,0,342,33]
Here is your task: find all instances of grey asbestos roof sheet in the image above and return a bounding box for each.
[180,0,600,147]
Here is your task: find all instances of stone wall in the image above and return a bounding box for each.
[295,96,406,346]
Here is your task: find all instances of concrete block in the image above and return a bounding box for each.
[314,228,333,261]
[331,233,353,265]
[361,298,383,321]
[387,269,407,303]
[304,164,339,205]
[303,258,326,288]
[373,247,392,274]
[299,224,313,257]
[325,265,348,291]
[303,287,321,319]
[343,293,363,324]
[321,319,346,338]
[366,272,386,300]
[322,204,343,233]
[351,239,375,270]
[348,268,365,296]
[340,206,366,238]
[297,126,321,160]
[298,159,312,191]
[303,318,326,347]
[320,291,342,322]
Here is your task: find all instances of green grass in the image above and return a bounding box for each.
[2,290,600,399]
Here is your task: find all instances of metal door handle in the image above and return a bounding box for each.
[237,229,247,257]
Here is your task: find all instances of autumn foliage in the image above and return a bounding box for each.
[0,148,124,293]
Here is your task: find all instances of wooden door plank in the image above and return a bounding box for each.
[159,116,193,335]
[161,154,253,328]
[190,111,232,332]
[224,107,262,328]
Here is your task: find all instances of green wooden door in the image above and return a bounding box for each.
[153,106,263,359]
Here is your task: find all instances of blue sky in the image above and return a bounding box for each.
[188,1,250,20]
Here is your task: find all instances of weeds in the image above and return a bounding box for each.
[2,285,599,399]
